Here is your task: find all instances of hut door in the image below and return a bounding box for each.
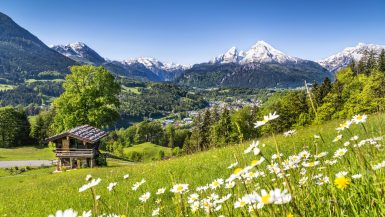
[62,139,70,151]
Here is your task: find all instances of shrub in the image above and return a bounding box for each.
[172,147,181,156]
[95,154,107,167]
[158,150,165,159]
[127,151,143,162]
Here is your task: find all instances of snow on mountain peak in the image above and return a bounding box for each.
[318,42,385,72]
[69,42,87,49]
[123,57,190,72]
[210,41,299,65]
[50,42,105,64]
[50,42,90,58]
[211,46,244,64]
[241,41,298,64]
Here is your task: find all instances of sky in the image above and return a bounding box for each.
[2,0,385,65]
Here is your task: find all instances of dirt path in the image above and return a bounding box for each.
[0,160,54,168]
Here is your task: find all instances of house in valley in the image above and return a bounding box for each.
[45,125,107,171]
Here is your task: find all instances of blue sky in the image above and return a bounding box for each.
[2,0,385,64]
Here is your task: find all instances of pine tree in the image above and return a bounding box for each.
[319,77,332,103]
[349,59,358,75]
[378,49,385,72]
[311,81,320,105]
[357,58,366,74]
[366,50,377,74]
[165,125,175,148]
[215,107,233,146]
[199,109,211,150]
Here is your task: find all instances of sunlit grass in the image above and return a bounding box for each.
[0,114,385,216]
[0,147,55,161]
[124,142,172,161]
[0,84,16,91]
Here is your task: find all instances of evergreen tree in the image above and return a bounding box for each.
[318,77,332,103]
[213,107,233,146]
[165,124,175,148]
[378,49,385,72]
[199,109,211,150]
[349,59,358,75]
[366,50,377,74]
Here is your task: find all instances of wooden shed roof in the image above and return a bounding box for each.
[45,125,108,144]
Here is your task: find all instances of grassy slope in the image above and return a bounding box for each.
[0,114,384,216]
[0,147,55,161]
[124,142,172,161]
[0,84,16,91]
[121,85,140,94]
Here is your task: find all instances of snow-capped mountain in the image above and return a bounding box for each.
[178,41,332,88]
[210,41,299,64]
[121,57,190,81]
[210,47,244,64]
[51,42,189,81]
[318,43,385,73]
[50,42,105,65]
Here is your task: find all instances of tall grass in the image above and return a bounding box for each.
[0,114,385,216]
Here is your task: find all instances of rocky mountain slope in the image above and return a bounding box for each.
[318,43,385,73]
[177,41,332,88]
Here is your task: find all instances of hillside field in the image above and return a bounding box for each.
[0,114,385,216]
[0,147,55,161]
[123,142,172,162]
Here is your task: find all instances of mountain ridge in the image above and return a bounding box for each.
[177,41,332,88]
[318,42,385,72]
[0,12,76,82]
[51,42,188,81]
[1,11,384,88]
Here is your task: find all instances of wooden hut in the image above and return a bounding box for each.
[45,125,107,171]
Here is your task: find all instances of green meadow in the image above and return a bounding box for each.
[0,114,385,216]
[0,147,55,161]
[0,84,16,91]
[123,142,172,161]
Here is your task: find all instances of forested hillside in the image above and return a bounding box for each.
[0,12,75,83]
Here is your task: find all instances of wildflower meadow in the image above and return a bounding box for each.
[1,113,385,217]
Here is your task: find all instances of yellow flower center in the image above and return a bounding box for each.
[240,201,246,206]
[334,176,350,189]
[251,160,257,165]
[234,168,243,175]
[356,116,362,120]
[177,186,183,191]
[261,194,271,204]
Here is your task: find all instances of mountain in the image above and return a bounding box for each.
[50,42,105,65]
[318,43,385,73]
[121,57,189,81]
[177,41,332,88]
[0,12,76,83]
[51,42,188,81]
[210,41,300,65]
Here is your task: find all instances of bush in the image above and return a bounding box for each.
[158,150,165,159]
[172,147,181,156]
[95,154,107,167]
[127,151,143,162]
